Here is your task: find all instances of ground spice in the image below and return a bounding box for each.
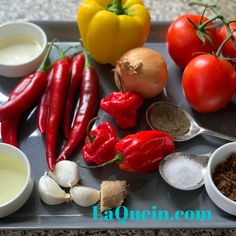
[213,154,236,202]
[150,103,190,138]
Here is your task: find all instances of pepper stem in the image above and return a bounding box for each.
[54,44,66,60]
[83,48,92,69]
[106,0,125,15]
[79,152,124,169]
[86,117,99,143]
[63,45,79,54]
[37,40,55,72]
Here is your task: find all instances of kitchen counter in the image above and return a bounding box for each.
[0,0,235,22]
[0,0,236,235]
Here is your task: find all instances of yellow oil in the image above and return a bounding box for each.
[0,35,42,65]
[0,155,27,205]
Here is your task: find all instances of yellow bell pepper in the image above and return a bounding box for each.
[77,0,151,65]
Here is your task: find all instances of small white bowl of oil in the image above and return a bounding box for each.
[0,21,47,78]
[0,143,34,218]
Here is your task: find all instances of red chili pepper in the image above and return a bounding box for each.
[63,53,85,138]
[100,91,143,129]
[82,120,118,164]
[65,55,73,65]
[1,119,20,147]
[0,43,53,122]
[37,68,54,134]
[37,55,73,135]
[56,51,99,162]
[46,47,71,171]
[80,130,175,173]
[1,75,33,147]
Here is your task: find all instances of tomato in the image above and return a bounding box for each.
[166,14,217,69]
[182,54,235,113]
[217,20,236,66]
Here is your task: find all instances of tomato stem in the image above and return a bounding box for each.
[217,17,236,48]
[199,15,220,30]
[216,35,232,57]
[189,1,219,14]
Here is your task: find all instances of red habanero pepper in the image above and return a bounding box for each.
[82,120,118,164]
[0,42,53,122]
[100,91,143,129]
[1,74,34,147]
[114,130,175,173]
[63,53,85,138]
[80,130,175,173]
[46,46,71,171]
[56,50,99,162]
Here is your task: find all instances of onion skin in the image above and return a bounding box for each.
[114,47,168,99]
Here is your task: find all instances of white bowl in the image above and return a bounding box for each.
[0,143,34,218]
[205,142,236,215]
[0,21,47,78]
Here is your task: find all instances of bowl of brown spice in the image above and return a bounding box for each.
[205,142,236,216]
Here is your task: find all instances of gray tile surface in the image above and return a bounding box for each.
[1,0,236,235]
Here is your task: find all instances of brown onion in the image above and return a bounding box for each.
[114,47,168,98]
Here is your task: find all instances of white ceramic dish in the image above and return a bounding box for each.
[205,142,236,216]
[0,21,47,78]
[0,143,34,218]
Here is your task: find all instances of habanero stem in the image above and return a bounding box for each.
[86,117,99,144]
[79,153,124,169]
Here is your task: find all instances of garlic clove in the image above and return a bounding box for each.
[38,173,71,205]
[48,160,80,188]
[70,186,100,207]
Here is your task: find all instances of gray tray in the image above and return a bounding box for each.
[0,21,236,230]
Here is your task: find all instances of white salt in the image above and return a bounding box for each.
[162,156,203,189]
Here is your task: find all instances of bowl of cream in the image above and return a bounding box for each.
[0,21,47,78]
[0,143,34,218]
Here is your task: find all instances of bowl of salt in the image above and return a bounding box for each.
[159,152,209,190]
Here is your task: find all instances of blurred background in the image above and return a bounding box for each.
[0,0,235,235]
[0,0,235,23]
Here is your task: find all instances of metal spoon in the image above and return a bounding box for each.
[159,152,211,190]
[146,101,236,142]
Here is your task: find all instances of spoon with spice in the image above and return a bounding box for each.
[159,152,210,190]
[146,102,236,142]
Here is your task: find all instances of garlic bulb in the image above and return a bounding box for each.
[38,173,71,205]
[70,186,100,207]
[48,160,80,188]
